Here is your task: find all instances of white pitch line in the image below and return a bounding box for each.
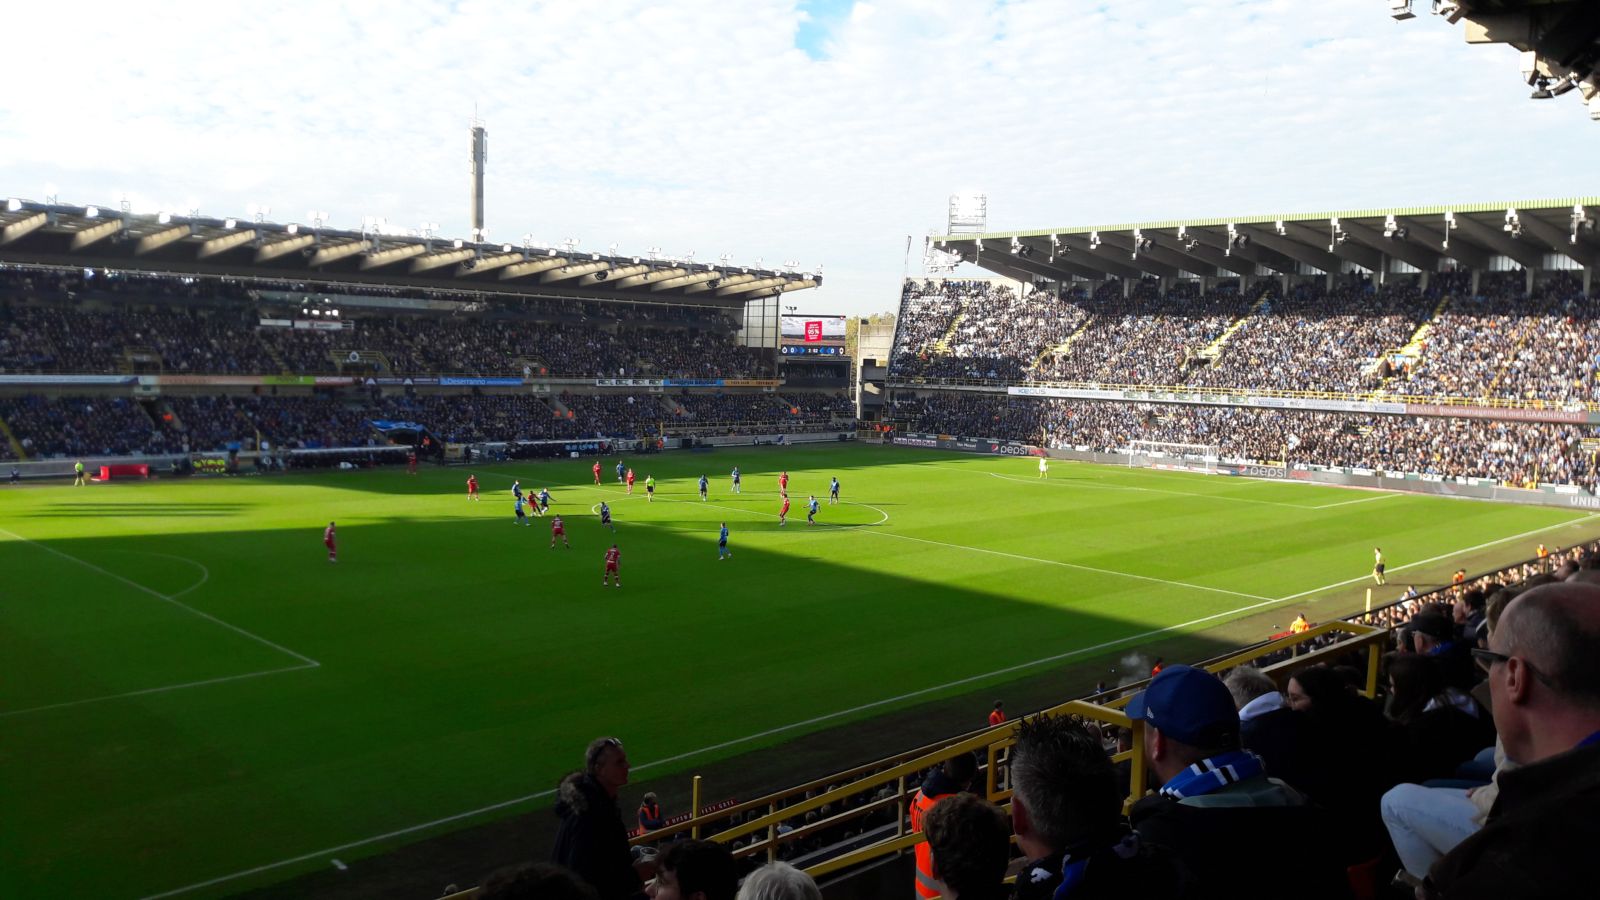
[0,662,319,719]
[943,466,1317,508]
[0,526,320,668]
[1309,493,1401,510]
[1268,512,1600,605]
[133,503,1600,900]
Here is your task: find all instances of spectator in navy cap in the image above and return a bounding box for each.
[1127,665,1347,900]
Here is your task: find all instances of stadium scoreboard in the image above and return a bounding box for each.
[780,314,847,356]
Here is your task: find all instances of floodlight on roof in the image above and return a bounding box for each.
[157,211,171,224]
[85,206,99,219]
[1389,0,1414,20]
[453,239,464,249]
[1504,209,1522,238]
[501,243,512,253]
[5,198,20,212]
[287,223,299,235]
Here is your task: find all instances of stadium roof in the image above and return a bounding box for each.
[0,197,821,307]
[932,197,1599,283]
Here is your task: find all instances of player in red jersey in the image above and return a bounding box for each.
[466,474,479,500]
[625,468,636,495]
[778,495,791,527]
[324,521,337,563]
[603,543,621,587]
[592,460,602,485]
[550,514,570,549]
[779,470,789,493]
[407,451,418,475]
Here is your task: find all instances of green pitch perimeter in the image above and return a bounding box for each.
[3,443,1596,898]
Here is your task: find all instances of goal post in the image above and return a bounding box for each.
[1127,440,1220,474]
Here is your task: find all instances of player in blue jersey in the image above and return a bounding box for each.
[514,495,530,526]
[599,501,615,532]
[718,522,731,559]
[731,466,741,494]
[615,460,626,483]
[512,480,523,502]
[699,474,709,501]
[829,477,840,505]
[537,487,552,515]
[806,494,820,525]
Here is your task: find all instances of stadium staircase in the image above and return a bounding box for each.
[118,346,162,374]
[1029,315,1096,373]
[1193,288,1273,366]
[1374,294,1454,391]
[332,349,392,374]
[931,313,965,355]
[261,340,292,375]
[1485,316,1541,397]
[0,414,26,459]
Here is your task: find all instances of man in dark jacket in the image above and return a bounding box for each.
[1010,715,1189,899]
[1128,665,1348,900]
[553,737,649,900]
[1225,666,1317,799]
[1425,583,1600,899]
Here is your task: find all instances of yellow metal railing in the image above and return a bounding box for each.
[437,621,1389,900]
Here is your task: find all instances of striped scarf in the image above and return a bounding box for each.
[1158,750,1266,800]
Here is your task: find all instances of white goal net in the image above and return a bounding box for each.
[1126,440,1220,474]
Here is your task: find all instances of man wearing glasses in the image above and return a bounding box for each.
[1424,583,1600,899]
[553,737,653,899]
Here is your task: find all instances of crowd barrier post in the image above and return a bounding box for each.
[691,775,703,839]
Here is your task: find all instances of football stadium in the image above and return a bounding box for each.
[5,3,1600,899]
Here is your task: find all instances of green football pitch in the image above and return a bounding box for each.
[4,442,1597,898]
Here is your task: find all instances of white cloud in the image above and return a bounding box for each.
[0,0,1590,315]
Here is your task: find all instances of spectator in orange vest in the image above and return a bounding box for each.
[909,752,978,899]
[637,792,664,836]
[1151,658,1165,676]
[1289,613,1311,635]
[923,793,1010,900]
[988,701,1006,727]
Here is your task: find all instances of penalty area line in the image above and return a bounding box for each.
[0,662,320,719]
[0,526,320,669]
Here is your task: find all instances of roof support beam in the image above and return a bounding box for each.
[499,257,568,281]
[197,229,256,259]
[409,248,476,273]
[1100,233,1207,278]
[1449,216,1545,269]
[653,271,720,292]
[134,224,191,256]
[997,243,1110,282]
[614,266,685,288]
[454,252,521,277]
[69,218,124,251]
[254,233,315,263]
[1054,236,1147,280]
[540,260,610,284]
[579,263,650,287]
[1520,214,1600,268]
[1146,229,1253,277]
[1281,220,1383,271]
[1232,224,1340,273]
[1340,220,1442,272]
[716,276,788,297]
[1091,233,1180,278]
[1188,226,1298,274]
[1404,220,1490,270]
[0,212,48,246]
[307,241,368,267]
[360,243,427,270]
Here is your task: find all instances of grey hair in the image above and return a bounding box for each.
[735,862,822,900]
[1224,667,1278,710]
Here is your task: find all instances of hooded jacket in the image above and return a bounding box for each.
[551,772,643,900]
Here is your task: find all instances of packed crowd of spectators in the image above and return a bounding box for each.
[889,273,1600,403]
[0,394,171,457]
[1034,280,1256,385]
[0,265,764,379]
[1390,273,1600,403]
[891,392,1600,490]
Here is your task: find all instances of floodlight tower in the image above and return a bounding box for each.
[469,118,488,241]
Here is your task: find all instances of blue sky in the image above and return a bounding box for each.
[0,1,1593,316]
